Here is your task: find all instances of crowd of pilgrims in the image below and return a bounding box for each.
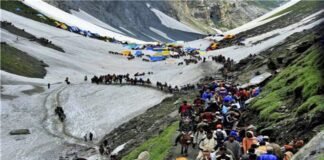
[174,80,304,160]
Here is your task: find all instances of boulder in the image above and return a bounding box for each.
[9,129,30,135]
[136,151,150,160]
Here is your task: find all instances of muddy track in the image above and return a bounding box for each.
[41,84,97,148]
[40,82,182,159]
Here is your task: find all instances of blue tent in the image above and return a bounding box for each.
[150,56,165,62]
[68,26,80,33]
[185,47,197,52]
[134,51,144,57]
[146,47,154,51]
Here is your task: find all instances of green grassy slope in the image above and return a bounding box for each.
[264,0,324,20]
[0,43,48,78]
[122,122,178,160]
[250,43,324,121]
[1,0,55,26]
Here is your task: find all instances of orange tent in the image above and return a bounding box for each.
[224,34,235,39]
[210,42,218,50]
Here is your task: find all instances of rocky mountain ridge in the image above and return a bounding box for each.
[45,0,283,41]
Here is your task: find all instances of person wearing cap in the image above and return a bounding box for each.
[257,146,278,160]
[263,136,270,145]
[255,141,268,156]
[224,133,241,160]
[197,131,217,160]
[214,124,227,149]
[215,111,224,123]
[193,95,205,115]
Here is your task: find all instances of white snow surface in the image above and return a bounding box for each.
[225,0,301,35]
[70,9,125,34]
[150,8,203,34]
[1,1,323,159]
[21,0,150,44]
[1,85,68,160]
[111,143,127,155]
[60,84,171,141]
[0,9,221,159]
[149,27,175,41]
[187,10,324,62]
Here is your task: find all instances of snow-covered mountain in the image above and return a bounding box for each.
[45,0,283,42]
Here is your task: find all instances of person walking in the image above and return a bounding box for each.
[224,133,241,160]
[89,132,93,141]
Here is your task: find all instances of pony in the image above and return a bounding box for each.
[180,131,192,156]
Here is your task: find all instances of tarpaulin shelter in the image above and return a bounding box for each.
[224,34,235,39]
[150,56,165,62]
[185,47,197,52]
[121,50,132,56]
[68,26,80,33]
[161,51,170,56]
[134,51,144,57]
[55,22,68,30]
[210,42,218,50]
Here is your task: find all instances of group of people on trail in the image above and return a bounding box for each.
[88,72,198,94]
[174,80,304,160]
[84,132,94,142]
[90,73,151,86]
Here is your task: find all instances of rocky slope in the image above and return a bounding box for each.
[45,0,282,41]
[229,4,324,147]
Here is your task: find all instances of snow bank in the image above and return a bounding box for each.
[149,27,175,41]
[1,85,67,160]
[206,10,324,62]
[150,8,202,34]
[60,84,171,141]
[1,9,220,86]
[21,0,151,44]
[70,9,125,34]
[225,0,301,34]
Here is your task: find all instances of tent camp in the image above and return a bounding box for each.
[121,50,132,56]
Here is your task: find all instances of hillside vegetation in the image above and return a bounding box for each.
[0,43,48,78]
[1,0,55,26]
[241,25,324,143]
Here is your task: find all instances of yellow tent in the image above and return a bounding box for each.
[224,34,235,39]
[161,50,170,56]
[121,50,132,56]
[59,23,68,30]
[210,42,218,50]
[153,52,163,56]
[55,21,68,30]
